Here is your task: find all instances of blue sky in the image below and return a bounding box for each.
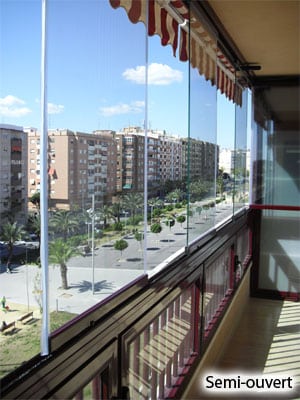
[0,0,240,148]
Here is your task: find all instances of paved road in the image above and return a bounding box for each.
[0,203,235,315]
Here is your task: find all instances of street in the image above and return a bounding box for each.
[0,202,235,315]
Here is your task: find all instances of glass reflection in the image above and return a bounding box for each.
[188,69,217,244]
[233,89,249,213]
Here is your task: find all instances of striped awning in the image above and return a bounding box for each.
[109,0,242,105]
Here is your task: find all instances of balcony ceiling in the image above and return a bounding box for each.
[206,0,299,130]
[207,0,300,77]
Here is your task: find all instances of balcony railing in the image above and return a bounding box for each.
[0,210,251,399]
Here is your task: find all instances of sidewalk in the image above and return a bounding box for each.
[0,264,143,315]
[0,203,235,317]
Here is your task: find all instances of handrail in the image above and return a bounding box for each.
[250,204,300,211]
[0,211,250,399]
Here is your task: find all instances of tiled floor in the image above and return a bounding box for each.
[182,298,300,400]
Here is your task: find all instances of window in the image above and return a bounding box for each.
[1,0,250,345]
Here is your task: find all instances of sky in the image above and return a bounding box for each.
[0,0,243,148]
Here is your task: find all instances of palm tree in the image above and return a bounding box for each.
[0,222,27,271]
[109,202,122,223]
[122,193,143,219]
[49,239,81,289]
[49,210,79,241]
[99,205,113,228]
[27,213,41,245]
[165,188,183,204]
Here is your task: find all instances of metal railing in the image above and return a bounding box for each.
[0,210,251,399]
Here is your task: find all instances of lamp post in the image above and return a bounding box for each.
[86,221,91,247]
[91,195,95,294]
[26,245,30,312]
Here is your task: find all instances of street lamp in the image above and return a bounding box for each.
[85,221,91,247]
[25,245,30,312]
[87,195,95,294]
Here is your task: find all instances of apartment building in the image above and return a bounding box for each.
[219,148,232,175]
[0,124,28,224]
[26,125,221,211]
[116,127,185,198]
[116,129,144,194]
[219,148,250,177]
[181,137,218,182]
[27,129,117,211]
[93,130,118,204]
[158,132,182,183]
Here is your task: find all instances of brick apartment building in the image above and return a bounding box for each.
[27,128,117,211]
[181,137,218,182]
[0,124,28,224]
[26,126,218,211]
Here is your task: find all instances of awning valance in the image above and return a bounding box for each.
[109,0,242,105]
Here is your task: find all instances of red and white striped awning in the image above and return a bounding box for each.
[109,0,243,105]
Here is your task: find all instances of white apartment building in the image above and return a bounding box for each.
[219,147,250,178]
[219,148,232,175]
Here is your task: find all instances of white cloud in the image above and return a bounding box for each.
[48,103,64,114]
[100,100,145,117]
[0,95,31,117]
[122,63,183,85]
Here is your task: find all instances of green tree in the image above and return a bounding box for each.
[152,208,162,219]
[0,222,27,270]
[134,231,144,250]
[122,193,143,218]
[176,215,186,227]
[165,189,183,204]
[29,191,40,210]
[49,210,79,241]
[114,239,128,257]
[217,176,225,196]
[109,202,122,223]
[195,206,202,221]
[27,213,41,244]
[49,239,81,290]
[148,197,164,223]
[99,205,113,229]
[112,221,123,231]
[164,217,175,230]
[190,181,206,201]
[150,222,162,234]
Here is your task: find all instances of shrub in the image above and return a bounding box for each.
[164,218,175,229]
[165,205,174,212]
[113,222,123,231]
[150,223,162,234]
[114,239,128,254]
[134,231,144,242]
[152,208,162,218]
[176,215,186,226]
[128,215,143,226]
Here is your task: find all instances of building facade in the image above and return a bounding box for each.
[27,129,117,211]
[27,126,220,211]
[0,124,28,224]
